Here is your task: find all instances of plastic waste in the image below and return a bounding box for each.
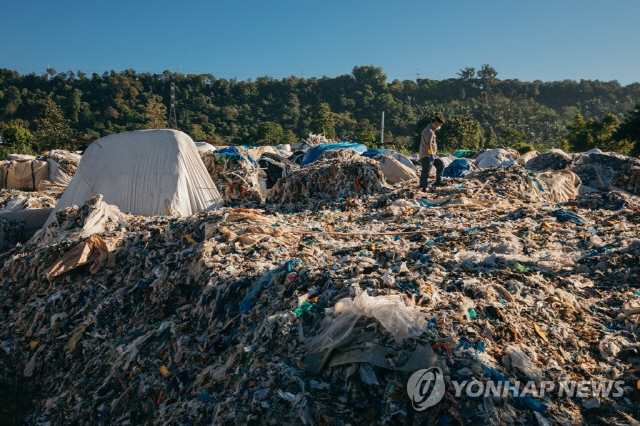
[551,209,587,225]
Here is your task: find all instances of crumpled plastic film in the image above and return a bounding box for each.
[306,291,427,353]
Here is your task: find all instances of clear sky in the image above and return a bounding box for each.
[2,0,639,84]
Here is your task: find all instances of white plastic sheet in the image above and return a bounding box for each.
[306,291,427,353]
[475,149,516,169]
[45,130,222,226]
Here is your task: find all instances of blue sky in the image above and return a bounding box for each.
[2,0,639,84]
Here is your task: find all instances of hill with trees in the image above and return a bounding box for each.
[1,65,639,157]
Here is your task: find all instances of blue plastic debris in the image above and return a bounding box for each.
[239,260,300,313]
[550,209,587,226]
[443,158,471,178]
[301,142,367,166]
[418,198,452,208]
[482,365,548,414]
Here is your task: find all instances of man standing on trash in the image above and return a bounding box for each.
[419,116,445,191]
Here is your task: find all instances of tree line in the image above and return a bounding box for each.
[1,65,639,158]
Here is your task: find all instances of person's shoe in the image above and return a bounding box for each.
[432,181,445,187]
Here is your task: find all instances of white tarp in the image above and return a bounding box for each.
[516,150,540,165]
[377,149,417,170]
[378,156,417,184]
[475,149,516,169]
[45,130,223,226]
[194,142,216,153]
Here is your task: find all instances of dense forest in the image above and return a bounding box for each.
[1,65,639,157]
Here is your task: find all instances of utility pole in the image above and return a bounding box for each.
[416,69,420,80]
[169,82,178,129]
[380,111,385,146]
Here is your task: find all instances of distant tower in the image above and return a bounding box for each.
[169,82,178,129]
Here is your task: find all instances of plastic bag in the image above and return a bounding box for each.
[502,345,542,384]
[306,291,427,352]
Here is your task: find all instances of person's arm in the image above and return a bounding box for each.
[427,129,436,160]
[429,130,437,157]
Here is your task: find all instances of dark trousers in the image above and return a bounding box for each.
[420,157,444,190]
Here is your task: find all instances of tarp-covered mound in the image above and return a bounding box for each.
[301,142,367,166]
[46,130,222,224]
[269,150,387,204]
[0,159,49,191]
[475,148,517,169]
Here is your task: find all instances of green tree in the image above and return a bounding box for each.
[0,124,35,158]
[437,116,485,152]
[457,67,476,80]
[354,121,377,146]
[189,123,207,141]
[613,103,640,155]
[311,103,336,139]
[256,121,285,145]
[143,98,168,129]
[477,64,498,93]
[501,129,535,154]
[35,98,72,151]
[485,126,497,148]
[563,113,631,154]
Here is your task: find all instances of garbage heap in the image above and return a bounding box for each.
[0,150,80,191]
[0,216,24,252]
[523,149,640,196]
[44,149,81,186]
[0,189,60,213]
[0,165,640,426]
[200,150,264,205]
[268,150,388,207]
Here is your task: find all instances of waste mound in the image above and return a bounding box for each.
[525,151,570,171]
[1,150,640,426]
[200,149,264,205]
[268,150,387,205]
[44,149,81,187]
[0,189,60,213]
[0,216,24,252]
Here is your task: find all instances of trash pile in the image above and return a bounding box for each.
[201,150,265,204]
[0,147,640,425]
[525,151,570,171]
[43,149,81,187]
[612,160,640,195]
[464,165,579,203]
[268,150,388,206]
[0,216,24,252]
[0,189,60,213]
[0,150,80,191]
